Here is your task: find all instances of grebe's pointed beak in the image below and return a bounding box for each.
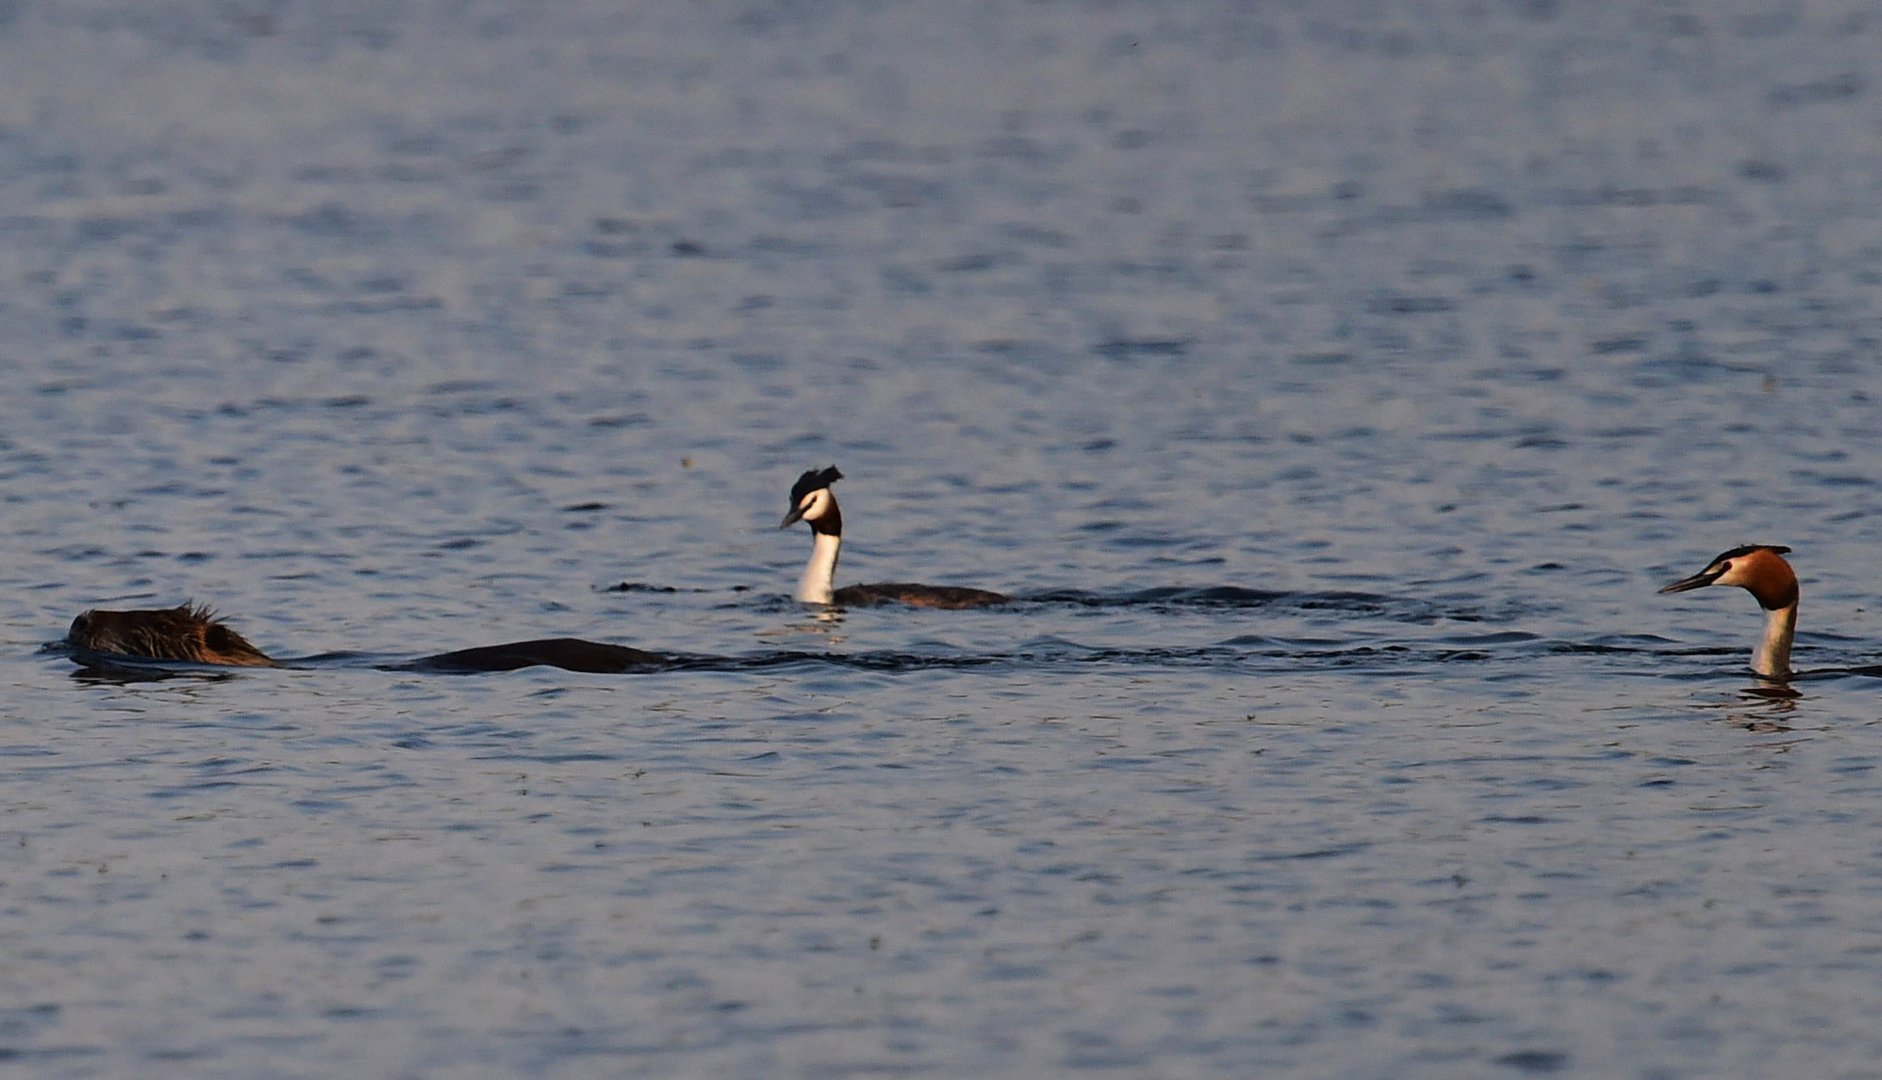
[1658,567,1723,594]
[780,505,807,529]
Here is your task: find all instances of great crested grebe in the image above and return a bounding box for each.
[1658,544,1798,680]
[779,466,1009,609]
[64,603,668,674]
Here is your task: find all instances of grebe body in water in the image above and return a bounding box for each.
[780,466,1008,609]
[1658,544,1798,680]
[64,603,668,674]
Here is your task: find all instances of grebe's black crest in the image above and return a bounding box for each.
[1714,543,1791,561]
[789,466,842,508]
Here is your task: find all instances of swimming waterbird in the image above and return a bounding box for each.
[779,466,1009,608]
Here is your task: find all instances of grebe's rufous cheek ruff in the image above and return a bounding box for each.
[1658,544,1798,681]
[778,465,1009,609]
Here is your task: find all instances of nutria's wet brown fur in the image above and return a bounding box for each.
[68,604,277,667]
[63,603,668,674]
[405,638,666,674]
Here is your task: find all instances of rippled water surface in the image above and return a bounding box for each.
[6,2,1882,1077]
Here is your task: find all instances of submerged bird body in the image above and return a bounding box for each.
[832,582,1013,608]
[780,466,1008,609]
[1658,544,1798,680]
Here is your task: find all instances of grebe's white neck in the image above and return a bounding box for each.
[798,530,841,604]
[781,483,844,605]
[1752,600,1796,681]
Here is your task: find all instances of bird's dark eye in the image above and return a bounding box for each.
[1718,562,1732,573]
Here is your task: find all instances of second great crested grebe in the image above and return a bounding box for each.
[779,466,1009,609]
[1658,544,1798,680]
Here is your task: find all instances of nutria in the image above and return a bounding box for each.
[67,604,276,667]
[64,603,669,674]
[403,638,667,674]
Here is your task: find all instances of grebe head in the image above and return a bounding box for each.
[1658,544,1797,610]
[780,465,843,530]
[1660,543,1799,680]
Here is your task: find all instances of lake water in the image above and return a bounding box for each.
[5,2,1882,1076]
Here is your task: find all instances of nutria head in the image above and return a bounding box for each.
[66,603,276,667]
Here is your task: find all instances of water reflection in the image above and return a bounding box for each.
[69,664,241,686]
[1706,681,1802,733]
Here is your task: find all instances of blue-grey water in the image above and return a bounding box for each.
[5,2,1882,1076]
